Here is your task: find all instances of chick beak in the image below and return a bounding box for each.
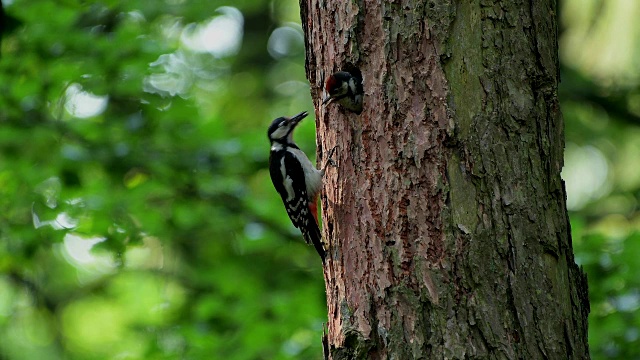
[322,94,333,105]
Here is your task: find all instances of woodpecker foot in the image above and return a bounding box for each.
[323,146,338,172]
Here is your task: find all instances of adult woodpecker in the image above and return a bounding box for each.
[322,71,364,114]
[268,111,326,262]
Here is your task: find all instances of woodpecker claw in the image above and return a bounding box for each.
[322,146,338,172]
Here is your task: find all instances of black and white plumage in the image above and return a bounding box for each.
[268,111,326,262]
[322,71,364,114]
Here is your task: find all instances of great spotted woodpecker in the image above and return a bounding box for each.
[268,111,326,262]
[322,71,363,114]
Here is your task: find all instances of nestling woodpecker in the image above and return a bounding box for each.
[268,111,326,262]
[322,71,364,114]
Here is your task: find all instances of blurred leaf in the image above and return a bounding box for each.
[0,0,323,359]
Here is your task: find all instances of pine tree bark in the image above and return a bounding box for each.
[300,0,590,359]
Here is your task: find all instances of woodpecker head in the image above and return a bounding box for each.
[322,72,352,105]
[268,111,308,145]
[322,71,363,114]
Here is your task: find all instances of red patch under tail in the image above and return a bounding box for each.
[308,200,319,224]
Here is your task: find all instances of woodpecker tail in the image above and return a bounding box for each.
[303,196,325,262]
[301,201,325,263]
[301,216,325,263]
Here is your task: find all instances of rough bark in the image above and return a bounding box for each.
[300,0,590,359]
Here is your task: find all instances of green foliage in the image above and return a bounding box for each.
[0,0,324,359]
[561,1,640,358]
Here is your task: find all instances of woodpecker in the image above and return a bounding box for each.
[322,71,363,114]
[268,111,326,262]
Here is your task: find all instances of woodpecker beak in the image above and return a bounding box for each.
[322,95,333,106]
[289,111,308,125]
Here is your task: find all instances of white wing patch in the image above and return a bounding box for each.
[280,157,295,201]
[286,147,323,200]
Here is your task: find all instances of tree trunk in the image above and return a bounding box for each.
[300,0,590,359]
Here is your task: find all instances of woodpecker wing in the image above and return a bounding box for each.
[269,149,325,261]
